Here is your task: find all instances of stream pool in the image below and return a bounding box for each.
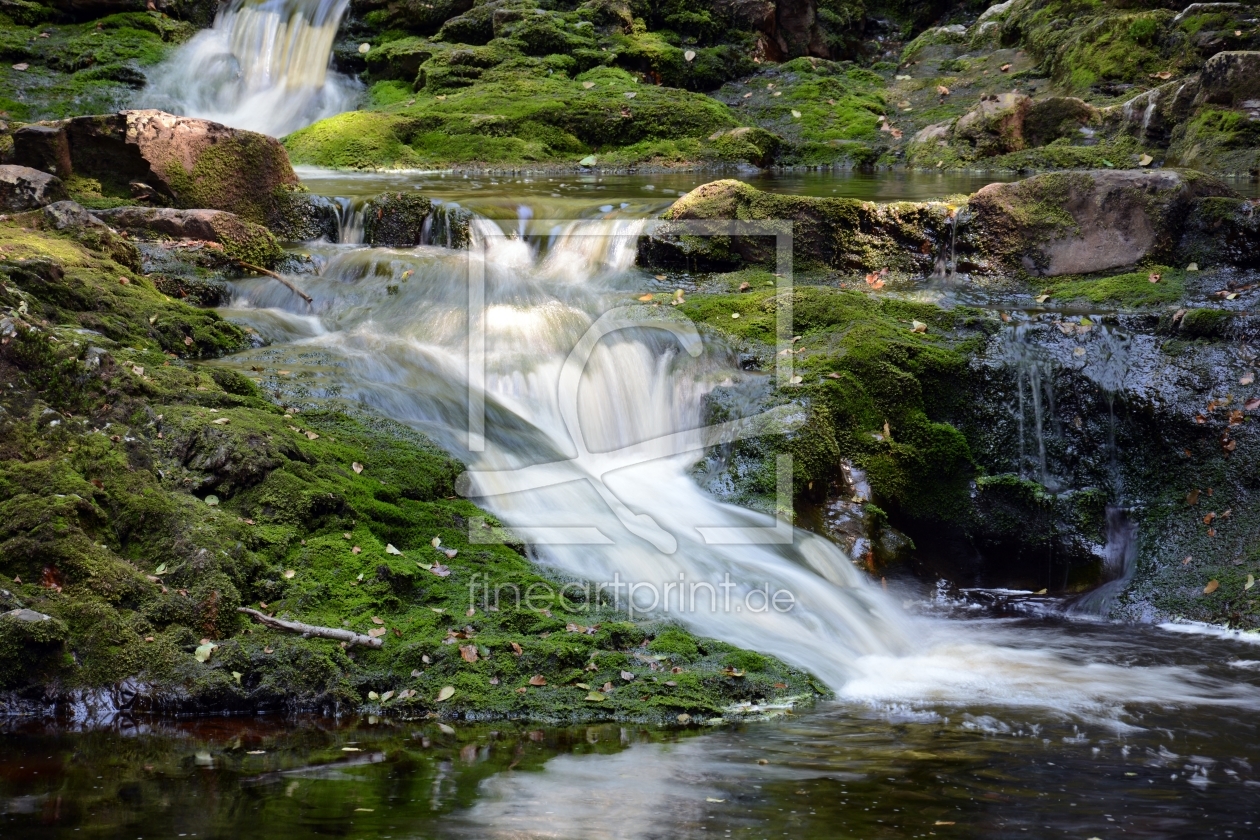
[4,607,1260,839]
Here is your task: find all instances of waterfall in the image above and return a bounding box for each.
[217,212,912,689]
[138,0,359,137]
[332,196,364,244]
[1068,506,1137,617]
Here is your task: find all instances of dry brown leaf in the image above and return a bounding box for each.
[459,644,478,663]
[1187,488,1200,506]
[529,674,546,686]
[1204,579,1220,594]
[1204,512,1216,525]
[1247,397,1260,410]
[437,685,455,701]
[1148,272,1161,283]
[371,616,384,624]
[620,670,635,681]
[936,85,950,96]
[352,462,364,474]
[511,641,523,655]
[1000,63,1011,72]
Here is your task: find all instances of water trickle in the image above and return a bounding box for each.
[139,0,359,136]
[996,323,1057,489]
[1068,506,1138,617]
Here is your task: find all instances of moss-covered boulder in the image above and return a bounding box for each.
[638,178,952,275]
[362,192,474,248]
[92,207,286,267]
[13,110,301,229]
[953,92,1032,158]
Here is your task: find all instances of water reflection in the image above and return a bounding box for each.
[5,614,1260,839]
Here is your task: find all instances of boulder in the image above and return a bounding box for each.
[1197,50,1260,106]
[13,110,300,229]
[0,165,65,211]
[42,200,107,231]
[954,93,1032,157]
[1177,196,1260,268]
[637,179,954,274]
[363,192,474,248]
[1023,97,1102,147]
[93,207,286,267]
[969,169,1238,276]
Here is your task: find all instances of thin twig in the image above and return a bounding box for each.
[237,607,383,648]
[234,260,313,305]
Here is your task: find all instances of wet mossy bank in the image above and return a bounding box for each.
[0,213,822,723]
[637,173,1260,628]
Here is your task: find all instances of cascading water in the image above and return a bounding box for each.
[138,0,359,137]
[995,322,1058,489]
[219,214,911,688]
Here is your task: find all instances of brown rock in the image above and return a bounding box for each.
[1198,50,1260,106]
[0,165,66,211]
[93,207,285,267]
[969,169,1237,276]
[14,110,299,228]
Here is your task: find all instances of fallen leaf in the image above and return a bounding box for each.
[1151,70,1173,80]
[438,723,455,734]
[1246,574,1255,591]
[1187,262,1199,271]
[305,431,319,440]
[431,536,442,548]
[1000,63,1011,72]
[385,543,402,555]
[624,91,636,99]
[341,747,362,752]
[1204,579,1220,594]
[1138,154,1154,167]
[371,616,384,624]
[184,336,194,346]
[431,564,451,577]
[684,49,696,62]
[368,627,386,638]
[154,562,168,575]
[516,686,528,694]
[910,320,927,333]
[936,85,950,96]
[194,642,218,662]
[586,691,605,701]
[12,63,29,71]
[368,691,379,700]
[352,462,363,474]
[620,670,635,681]
[582,81,596,89]
[352,546,361,554]
[1247,397,1260,411]
[1187,489,1200,506]
[791,109,801,118]
[1204,512,1216,525]
[529,674,546,686]
[437,686,455,702]
[638,293,653,301]
[1148,272,1161,283]
[1241,372,1255,386]
[789,375,803,385]
[1035,294,1050,303]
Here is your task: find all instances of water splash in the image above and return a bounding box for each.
[138,0,359,137]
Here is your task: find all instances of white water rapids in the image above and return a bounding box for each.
[218,213,1260,718]
[139,0,359,137]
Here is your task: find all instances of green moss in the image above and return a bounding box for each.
[1179,307,1232,339]
[1041,266,1186,307]
[681,286,978,524]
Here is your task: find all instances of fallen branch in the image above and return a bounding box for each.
[234,260,313,305]
[237,607,382,648]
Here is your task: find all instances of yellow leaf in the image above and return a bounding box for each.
[194,642,217,662]
[232,671,242,683]
[706,797,726,802]
[1138,154,1153,166]
[437,686,455,701]
[638,293,653,301]
[341,747,362,752]
[1246,574,1255,590]
[368,691,379,700]
[586,691,605,701]
[1035,294,1050,303]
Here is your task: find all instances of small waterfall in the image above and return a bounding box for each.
[1068,506,1137,617]
[1080,324,1131,494]
[138,0,359,137]
[332,196,364,244]
[217,214,911,688]
[930,206,962,280]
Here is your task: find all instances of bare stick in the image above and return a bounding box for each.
[237,607,383,648]
[234,260,314,305]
